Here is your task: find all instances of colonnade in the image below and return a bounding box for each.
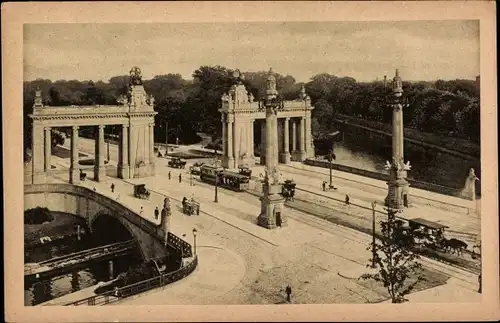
[221,114,313,169]
[31,123,156,185]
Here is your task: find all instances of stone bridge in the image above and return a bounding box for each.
[24,184,192,261]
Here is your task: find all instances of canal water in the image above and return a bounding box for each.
[315,136,481,191]
[24,213,142,306]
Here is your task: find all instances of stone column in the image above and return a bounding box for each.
[129,125,136,178]
[260,120,266,165]
[227,119,234,168]
[221,115,227,156]
[280,117,291,164]
[118,124,129,179]
[70,126,80,184]
[305,111,313,158]
[234,120,240,167]
[249,120,255,157]
[94,125,107,182]
[149,123,155,175]
[299,117,307,161]
[31,124,45,184]
[291,119,297,152]
[44,127,52,173]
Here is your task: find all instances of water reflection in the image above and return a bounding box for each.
[316,137,480,191]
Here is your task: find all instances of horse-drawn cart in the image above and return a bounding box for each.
[168,157,187,169]
[282,180,296,202]
[133,184,151,200]
[182,198,200,216]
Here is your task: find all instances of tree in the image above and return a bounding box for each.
[360,208,425,303]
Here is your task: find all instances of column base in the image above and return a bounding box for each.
[117,164,130,179]
[70,167,80,184]
[291,151,307,162]
[279,152,291,164]
[32,171,46,184]
[94,165,108,182]
[385,178,411,209]
[222,156,235,169]
[257,183,287,229]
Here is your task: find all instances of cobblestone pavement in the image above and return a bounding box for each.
[47,140,481,304]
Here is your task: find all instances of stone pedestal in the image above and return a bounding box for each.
[258,182,286,229]
[385,169,411,209]
[279,152,291,164]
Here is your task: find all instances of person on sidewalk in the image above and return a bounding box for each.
[140,206,144,215]
[154,206,159,220]
[285,285,292,303]
[168,171,171,180]
[179,173,182,183]
[322,181,326,191]
[345,194,350,205]
[111,183,115,193]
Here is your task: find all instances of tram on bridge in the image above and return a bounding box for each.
[199,165,250,192]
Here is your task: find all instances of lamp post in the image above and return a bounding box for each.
[214,174,219,203]
[192,228,197,256]
[164,120,168,157]
[371,201,377,268]
[327,150,335,189]
[107,140,110,162]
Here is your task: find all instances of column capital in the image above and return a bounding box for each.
[285,117,290,121]
[122,124,129,128]
[98,124,105,130]
[72,125,79,131]
[44,127,51,131]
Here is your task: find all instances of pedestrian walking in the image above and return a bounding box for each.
[345,194,350,205]
[179,173,182,183]
[322,181,326,191]
[285,285,292,303]
[140,206,144,215]
[154,206,159,220]
[111,183,115,193]
[93,187,97,192]
[168,171,171,180]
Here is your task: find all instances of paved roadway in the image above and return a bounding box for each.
[46,138,481,304]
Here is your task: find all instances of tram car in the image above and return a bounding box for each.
[199,164,250,192]
[238,165,252,177]
[190,162,205,175]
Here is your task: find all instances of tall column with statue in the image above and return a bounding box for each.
[384,69,411,209]
[257,68,286,229]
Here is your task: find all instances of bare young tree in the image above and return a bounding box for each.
[360,207,425,303]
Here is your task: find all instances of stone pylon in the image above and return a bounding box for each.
[385,69,411,209]
[257,69,286,229]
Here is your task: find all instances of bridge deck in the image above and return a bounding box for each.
[25,240,137,279]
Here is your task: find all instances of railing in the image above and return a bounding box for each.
[64,255,198,306]
[303,159,470,199]
[167,232,193,258]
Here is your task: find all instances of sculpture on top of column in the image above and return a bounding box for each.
[257,68,287,229]
[34,87,44,108]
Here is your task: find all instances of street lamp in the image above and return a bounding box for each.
[192,228,197,256]
[371,201,377,268]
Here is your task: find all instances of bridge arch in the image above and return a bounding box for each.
[24,183,172,261]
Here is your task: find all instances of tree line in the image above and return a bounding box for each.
[23,66,480,154]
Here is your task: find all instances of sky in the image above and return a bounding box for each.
[23,21,479,83]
